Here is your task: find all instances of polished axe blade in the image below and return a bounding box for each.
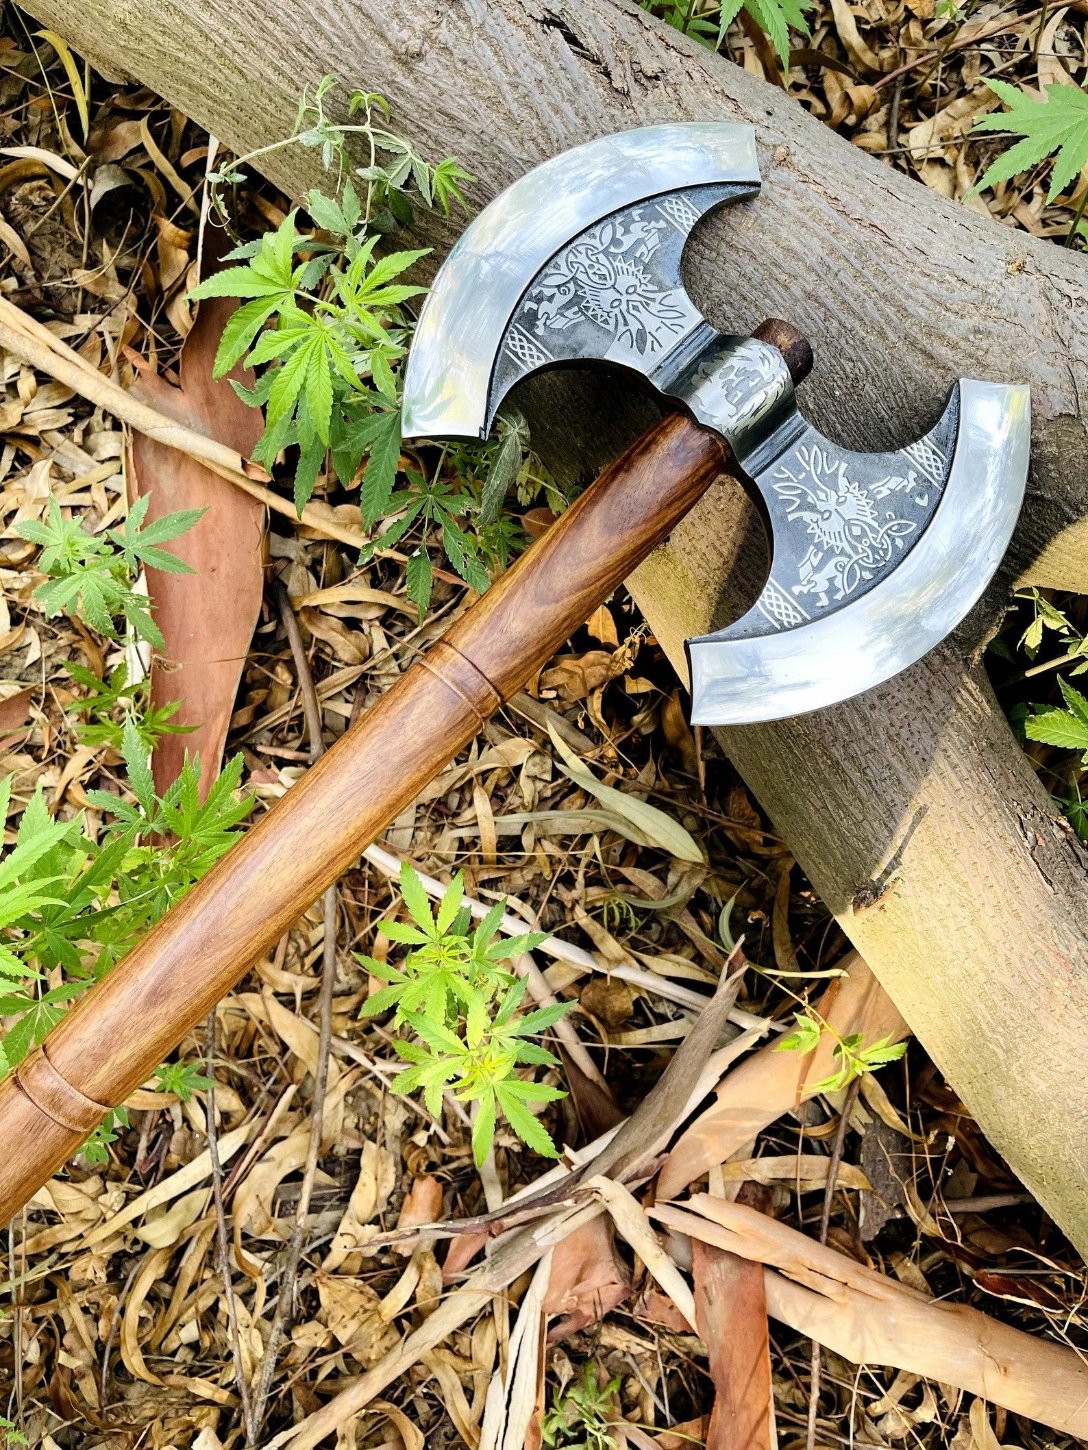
[401,123,1030,725]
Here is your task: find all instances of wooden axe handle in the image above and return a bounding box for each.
[0,322,808,1220]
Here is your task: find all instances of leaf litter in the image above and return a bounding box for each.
[1,11,1087,1450]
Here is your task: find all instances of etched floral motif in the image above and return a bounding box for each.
[521,206,689,356]
[770,443,940,609]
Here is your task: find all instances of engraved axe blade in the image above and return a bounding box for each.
[401,124,1030,725]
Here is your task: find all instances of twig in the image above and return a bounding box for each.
[273,579,324,753]
[873,6,1047,90]
[249,589,342,1437]
[205,1010,257,1441]
[804,1077,861,1450]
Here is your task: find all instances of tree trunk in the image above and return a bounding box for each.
[20,0,1088,1252]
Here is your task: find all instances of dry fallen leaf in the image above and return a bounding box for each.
[128,289,264,797]
[693,1237,773,1450]
[316,1272,401,1367]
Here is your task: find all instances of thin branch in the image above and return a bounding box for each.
[205,1010,257,1441]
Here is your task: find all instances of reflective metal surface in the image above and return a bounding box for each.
[687,380,1030,723]
[401,124,760,440]
[401,124,1031,729]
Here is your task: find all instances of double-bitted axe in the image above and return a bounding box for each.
[0,123,1029,1215]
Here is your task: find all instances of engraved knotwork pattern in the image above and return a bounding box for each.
[768,439,946,612]
[516,201,690,357]
[504,324,551,370]
[758,579,811,629]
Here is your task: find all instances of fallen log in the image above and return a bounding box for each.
[17,0,1088,1251]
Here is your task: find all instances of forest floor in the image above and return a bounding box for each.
[1,2,1087,1448]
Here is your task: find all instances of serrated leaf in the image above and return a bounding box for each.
[480,429,522,526]
[213,296,281,377]
[973,81,1088,201]
[472,1092,497,1166]
[399,861,434,931]
[360,408,403,529]
[497,1083,559,1158]
[1058,675,1088,726]
[1024,707,1088,752]
[406,548,432,618]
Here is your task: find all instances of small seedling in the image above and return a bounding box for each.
[776,1008,906,1092]
[154,1058,213,1100]
[17,495,203,649]
[541,1364,622,1450]
[358,863,570,1164]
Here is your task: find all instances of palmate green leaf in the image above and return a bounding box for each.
[471,1091,497,1167]
[121,720,156,816]
[330,404,389,486]
[1058,674,1088,726]
[973,80,1088,201]
[213,296,282,377]
[436,871,465,934]
[399,859,435,931]
[717,0,811,67]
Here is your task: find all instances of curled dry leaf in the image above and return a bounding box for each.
[653,1198,1088,1439]
[128,291,264,797]
[393,1174,445,1256]
[316,1272,401,1368]
[543,1214,630,1343]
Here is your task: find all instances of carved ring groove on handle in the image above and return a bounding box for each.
[14,1045,111,1135]
[416,640,503,726]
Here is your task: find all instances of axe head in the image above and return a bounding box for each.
[402,124,1030,724]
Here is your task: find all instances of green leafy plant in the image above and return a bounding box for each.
[192,80,558,617]
[65,1061,208,1167]
[776,1008,906,1093]
[1024,676,1088,760]
[358,863,570,1164]
[64,661,191,751]
[154,1058,214,1100]
[0,727,251,1077]
[541,1364,622,1450]
[16,495,202,649]
[972,80,1088,205]
[1008,590,1088,840]
[647,0,813,71]
[0,1415,29,1448]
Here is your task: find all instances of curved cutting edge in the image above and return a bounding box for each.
[401,123,760,441]
[686,379,1031,724]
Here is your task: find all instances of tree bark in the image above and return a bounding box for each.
[20,0,1088,1251]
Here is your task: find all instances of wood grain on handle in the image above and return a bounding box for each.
[0,412,730,1219]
